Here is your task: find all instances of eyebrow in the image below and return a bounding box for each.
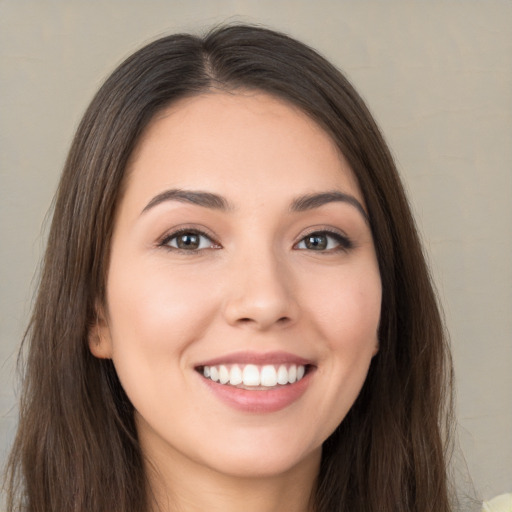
[141,188,368,222]
[290,191,369,222]
[141,189,232,214]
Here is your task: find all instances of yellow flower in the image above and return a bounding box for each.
[482,493,512,512]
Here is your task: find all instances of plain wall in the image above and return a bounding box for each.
[1,0,511,504]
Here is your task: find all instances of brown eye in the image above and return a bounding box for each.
[296,231,352,252]
[176,233,201,250]
[304,234,328,250]
[162,230,217,251]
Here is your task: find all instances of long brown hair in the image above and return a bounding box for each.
[4,24,455,511]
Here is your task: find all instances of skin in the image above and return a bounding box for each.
[90,91,382,512]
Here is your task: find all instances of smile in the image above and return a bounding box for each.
[195,352,315,412]
[200,363,307,389]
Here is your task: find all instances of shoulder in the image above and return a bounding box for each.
[482,493,512,512]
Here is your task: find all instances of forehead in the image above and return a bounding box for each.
[123,91,363,208]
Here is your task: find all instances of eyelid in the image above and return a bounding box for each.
[158,225,221,251]
[294,227,353,251]
[156,224,353,253]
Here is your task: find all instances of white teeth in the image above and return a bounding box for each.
[242,364,260,386]
[229,364,243,385]
[260,365,277,387]
[209,366,219,382]
[201,363,307,388]
[288,364,297,383]
[277,365,288,385]
[219,365,230,384]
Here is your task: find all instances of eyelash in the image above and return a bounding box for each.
[158,228,353,254]
[295,229,353,253]
[158,228,220,254]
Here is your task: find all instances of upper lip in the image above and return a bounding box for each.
[195,351,314,368]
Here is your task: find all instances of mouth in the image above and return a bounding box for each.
[196,363,313,390]
[194,351,316,412]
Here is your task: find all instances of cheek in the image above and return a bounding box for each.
[335,282,380,346]
[308,265,382,350]
[103,261,223,426]
[105,259,220,362]
[301,264,381,429]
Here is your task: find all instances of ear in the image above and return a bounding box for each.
[88,304,113,359]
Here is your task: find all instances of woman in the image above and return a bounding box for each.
[4,25,455,511]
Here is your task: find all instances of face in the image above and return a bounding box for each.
[90,91,381,480]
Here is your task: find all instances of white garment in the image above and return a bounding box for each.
[482,493,512,512]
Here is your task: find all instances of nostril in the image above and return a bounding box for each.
[237,316,291,326]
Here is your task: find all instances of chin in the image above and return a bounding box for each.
[193,428,324,480]
[202,446,321,480]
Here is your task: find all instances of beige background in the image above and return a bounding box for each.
[1,0,511,504]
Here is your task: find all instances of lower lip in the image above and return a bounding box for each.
[199,371,313,413]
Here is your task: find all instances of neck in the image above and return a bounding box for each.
[142,438,320,512]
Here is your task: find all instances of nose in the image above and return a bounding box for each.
[222,249,299,331]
